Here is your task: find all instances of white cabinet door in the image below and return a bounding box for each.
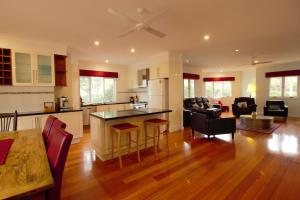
[12,51,55,86]
[124,103,133,110]
[18,116,35,130]
[57,112,83,140]
[12,52,34,86]
[36,54,55,86]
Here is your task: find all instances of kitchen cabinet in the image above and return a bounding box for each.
[149,62,169,79]
[17,111,83,144]
[12,51,54,86]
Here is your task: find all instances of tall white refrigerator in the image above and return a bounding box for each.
[148,79,169,109]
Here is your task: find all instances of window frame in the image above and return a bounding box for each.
[204,81,232,98]
[269,76,298,98]
[184,79,196,98]
[80,76,117,104]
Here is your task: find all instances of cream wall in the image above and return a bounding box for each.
[241,68,256,97]
[201,71,243,107]
[256,61,300,117]
[78,60,131,103]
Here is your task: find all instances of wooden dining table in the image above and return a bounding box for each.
[0,129,54,199]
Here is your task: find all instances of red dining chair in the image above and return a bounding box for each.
[45,120,67,149]
[42,115,57,144]
[46,125,73,200]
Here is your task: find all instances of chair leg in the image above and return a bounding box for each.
[166,123,170,154]
[144,122,148,149]
[111,130,114,159]
[117,132,122,169]
[231,133,234,140]
[136,129,141,162]
[157,125,161,153]
[154,127,157,155]
[128,132,131,154]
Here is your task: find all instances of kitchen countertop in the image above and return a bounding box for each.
[81,101,148,107]
[90,108,171,121]
[18,108,83,116]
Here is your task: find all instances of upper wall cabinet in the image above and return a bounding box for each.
[149,62,169,79]
[12,51,55,86]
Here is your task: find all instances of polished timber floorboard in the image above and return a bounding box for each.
[62,114,300,200]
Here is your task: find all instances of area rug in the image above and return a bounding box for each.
[236,123,281,134]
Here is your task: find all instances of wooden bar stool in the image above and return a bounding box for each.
[111,123,141,169]
[144,118,169,155]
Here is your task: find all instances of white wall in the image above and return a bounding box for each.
[201,71,243,107]
[256,61,300,117]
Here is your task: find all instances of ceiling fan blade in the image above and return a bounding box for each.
[144,26,166,38]
[107,8,138,24]
[255,60,272,65]
[118,28,136,38]
[144,8,169,24]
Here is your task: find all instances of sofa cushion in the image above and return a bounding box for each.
[237,102,247,108]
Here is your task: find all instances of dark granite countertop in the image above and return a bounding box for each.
[18,108,83,116]
[90,108,171,121]
[81,101,148,107]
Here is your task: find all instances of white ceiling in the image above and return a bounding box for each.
[1,0,300,70]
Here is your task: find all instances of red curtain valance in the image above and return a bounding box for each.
[79,69,118,78]
[203,77,235,82]
[183,73,200,80]
[265,70,300,78]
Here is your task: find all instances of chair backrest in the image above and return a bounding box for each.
[46,125,73,200]
[266,100,285,108]
[46,119,67,149]
[42,115,58,144]
[0,111,17,132]
[234,97,255,105]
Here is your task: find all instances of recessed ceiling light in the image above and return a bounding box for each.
[105,59,109,63]
[204,35,210,40]
[186,59,190,63]
[254,60,259,64]
[235,49,240,52]
[94,41,100,46]
[130,48,135,53]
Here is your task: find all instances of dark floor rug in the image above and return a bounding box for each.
[237,123,281,134]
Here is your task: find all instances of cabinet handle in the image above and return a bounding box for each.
[32,69,35,83]
[36,69,38,83]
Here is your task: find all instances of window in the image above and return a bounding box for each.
[269,76,298,98]
[184,79,196,98]
[80,76,116,103]
[205,81,232,98]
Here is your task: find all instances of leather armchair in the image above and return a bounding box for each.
[232,97,257,117]
[264,100,288,118]
[191,112,236,139]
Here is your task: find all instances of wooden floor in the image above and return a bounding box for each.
[61,114,300,200]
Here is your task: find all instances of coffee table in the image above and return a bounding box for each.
[240,115,274,129]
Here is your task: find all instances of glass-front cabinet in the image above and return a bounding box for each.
[36,54,54,85]
[13,51,54,86]
[14,52,33,84]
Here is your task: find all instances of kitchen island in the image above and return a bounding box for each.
[90,108,172,161]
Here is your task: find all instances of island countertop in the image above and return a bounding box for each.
[90,108,172,121]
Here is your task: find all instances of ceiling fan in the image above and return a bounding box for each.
[242,56,272,66]
[107,7,167,38]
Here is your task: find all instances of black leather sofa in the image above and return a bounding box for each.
[183,98,222,127]
[191,112,236,139]
[264,100,288,119]
[232,97,257,117]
